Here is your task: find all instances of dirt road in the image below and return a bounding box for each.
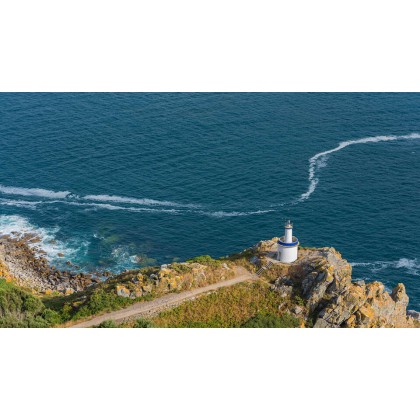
[70,267,256,328]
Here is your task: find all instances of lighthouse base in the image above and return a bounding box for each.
[277,245,298,263]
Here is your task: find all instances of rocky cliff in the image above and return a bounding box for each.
[254,240,415,328]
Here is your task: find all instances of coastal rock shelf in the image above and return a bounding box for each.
[0,234,97,294]
[254,239,415,328]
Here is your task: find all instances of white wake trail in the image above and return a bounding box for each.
[297,132,420,202]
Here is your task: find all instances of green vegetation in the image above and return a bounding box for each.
[241,313,301,328]
[222,248,258,273]
[71,288,134,320]
[153,281,298,328]
[96,320,118,328]
[186,255,222,267]
[134,318,155,328]
[0,278,61,327]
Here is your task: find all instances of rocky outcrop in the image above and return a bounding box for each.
[271,247,414,328]
[0,235,97,293]
[111,261,235,300]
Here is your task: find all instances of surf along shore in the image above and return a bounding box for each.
[0,232,103,294]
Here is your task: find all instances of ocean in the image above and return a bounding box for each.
[0,93,419,310]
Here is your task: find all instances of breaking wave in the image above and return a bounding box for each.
[297,132,420,202]
[351,258,420,277]
[0,214,88,263]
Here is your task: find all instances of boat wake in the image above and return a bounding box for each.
[296,132,420,203]
[0,185,272,218]
[1,132,419,217]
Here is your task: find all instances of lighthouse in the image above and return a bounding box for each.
[277,220,299,263]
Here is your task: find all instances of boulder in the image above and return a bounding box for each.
[116,285,131,298]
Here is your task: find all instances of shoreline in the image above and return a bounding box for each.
[1,231,419,326]
[0,233,101,294]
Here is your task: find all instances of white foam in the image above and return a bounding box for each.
[351,258,420,276]
[65,201,182,214]
[298,132,420,202]
[83,194,199,208]
[0,198,41,209]
[0,184,71,199]
[0,195,270,218]
[202,209,274,217]
[0,215,87,262]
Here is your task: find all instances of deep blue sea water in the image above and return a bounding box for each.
[1,93,419,310]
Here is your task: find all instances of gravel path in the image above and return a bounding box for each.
[70,267,256,328]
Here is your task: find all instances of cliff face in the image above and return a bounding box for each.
[256,241,414,328]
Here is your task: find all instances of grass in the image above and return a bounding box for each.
[153,281,299,328]
[241,313,301,328]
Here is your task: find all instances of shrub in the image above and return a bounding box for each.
[241,313,301,328]
[186,255,221,267]
[134,318,155,328]
[293,295,305,306]
[73,288,131,320]
[97,320,117,328]
[0,278,57,327]
[42,308,63,326]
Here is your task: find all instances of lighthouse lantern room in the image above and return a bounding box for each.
[277,220,299,263]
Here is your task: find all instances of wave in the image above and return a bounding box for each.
[0,215,88,262]
[351,258,420,277]
[297,132,420,202]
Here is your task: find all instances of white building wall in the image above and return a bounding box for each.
[277,245,298,263]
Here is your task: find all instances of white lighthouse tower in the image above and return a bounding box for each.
[277,220,299,263]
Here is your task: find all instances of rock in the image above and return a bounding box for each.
[291,305,304,315]
[353,280,365,287]
[116,285,130,298]
[57,253,65,257]
[130,290,143,298]
[142,284,153,294]
[272,284,293,298]
[278,302,286,311]
[282,247,414,328]
[65,288,74,295]
[253,238,279,253]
